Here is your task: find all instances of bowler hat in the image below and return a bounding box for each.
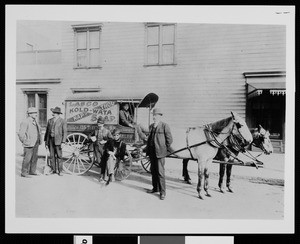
[112,128,121,135]
[97,117,105,124]
[27,107,38,114]
[152,108,163,115]
[50,107,63,114]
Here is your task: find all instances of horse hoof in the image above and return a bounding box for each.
[219,188,225,193]
[206,192,211,197]
[198,194,204,200]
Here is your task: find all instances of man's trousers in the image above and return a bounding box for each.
[49,137,63,173]
[149,153,166,195]
[218,163,233,188]
[21,140,39,175]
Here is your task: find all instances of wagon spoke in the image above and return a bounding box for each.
[76,158,82,173]
[140,157,151,173]
[79,156,91,169]
[63,155,73,164]
[78,157,88,172]
[80,135,87,145]
[73,158,78,173]
[66,157,75,171]
[63,133,95,175]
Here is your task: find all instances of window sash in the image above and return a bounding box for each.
[26,92,47,127]
[75,28,101,68]
[146,23,176,65]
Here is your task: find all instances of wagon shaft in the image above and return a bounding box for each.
[212,159,264,168]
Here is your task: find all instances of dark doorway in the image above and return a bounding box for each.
[246,91,285,141]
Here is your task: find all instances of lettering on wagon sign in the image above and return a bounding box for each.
[66,101,118,124]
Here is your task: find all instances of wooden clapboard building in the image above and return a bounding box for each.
[16,21,286,153]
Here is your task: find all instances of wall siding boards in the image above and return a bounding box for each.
[16,22,285,142]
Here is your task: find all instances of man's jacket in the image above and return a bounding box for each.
[18,117,42,147]
[44,117,67,146]
[146,121,173,158]
[119,110,134,127]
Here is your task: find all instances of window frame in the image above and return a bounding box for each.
[144,23,177,66]
[22,89,49,128]
[72,24,102,69]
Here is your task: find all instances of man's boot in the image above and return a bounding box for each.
[106,174,112,185]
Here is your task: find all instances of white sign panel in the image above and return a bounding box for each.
[66,100,119,124]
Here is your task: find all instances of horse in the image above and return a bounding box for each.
[182,124,273,193]
[251,125,273,155]
[169,112,253,199]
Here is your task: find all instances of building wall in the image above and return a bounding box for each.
[59,22,285,128]
[16,22,286,153]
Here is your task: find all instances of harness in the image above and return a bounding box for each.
[167,123,264,168]
[186,128,196,160]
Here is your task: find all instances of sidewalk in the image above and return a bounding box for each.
[15,138,285,182]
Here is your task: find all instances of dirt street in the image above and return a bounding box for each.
[15,153,284,220]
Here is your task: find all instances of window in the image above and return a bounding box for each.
[145,23,176,65]
[73,24,102,68]
[26,91,48,127]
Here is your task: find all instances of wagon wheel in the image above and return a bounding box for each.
[114,155,132,181]
[140,155,151,173]
[62,133,94,175]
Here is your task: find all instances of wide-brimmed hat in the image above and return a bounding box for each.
[97,117,105,124]
[112,128,121,136]
[27,107,38,114]
[50,107,62,114]
[152,108,163,115]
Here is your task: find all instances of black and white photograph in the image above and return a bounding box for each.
[5,5,295,234]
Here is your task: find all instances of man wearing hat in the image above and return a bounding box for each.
[146,108,173,200]
[88,116,113,169]
[18,107,43,177]
[100,128,128,185]
[44,107,67,176]
[119,103,148,143]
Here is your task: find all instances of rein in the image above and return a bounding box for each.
[166,120,263,168]
[166,121,237,159]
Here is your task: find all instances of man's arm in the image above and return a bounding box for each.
[18,120,28,143]
[164,123,173,149]
[44,121,49,147]
[119,110,133,127]
[62,119,67,143]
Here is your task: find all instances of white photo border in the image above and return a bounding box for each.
[5,5,295,234]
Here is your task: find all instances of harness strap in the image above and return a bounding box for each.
[186,128,195,160]
[166,141,207,158]
[204,125,226,149]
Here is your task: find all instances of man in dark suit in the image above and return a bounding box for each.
[146,108,173,200]
[44,107,67,176]
[18,107,43,177]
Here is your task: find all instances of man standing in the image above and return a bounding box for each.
[146,108,173,200]
[18,107,42,177]
[44,106,67,176]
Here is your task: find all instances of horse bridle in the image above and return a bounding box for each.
[251,130,269,154]
[208,118,248,150]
